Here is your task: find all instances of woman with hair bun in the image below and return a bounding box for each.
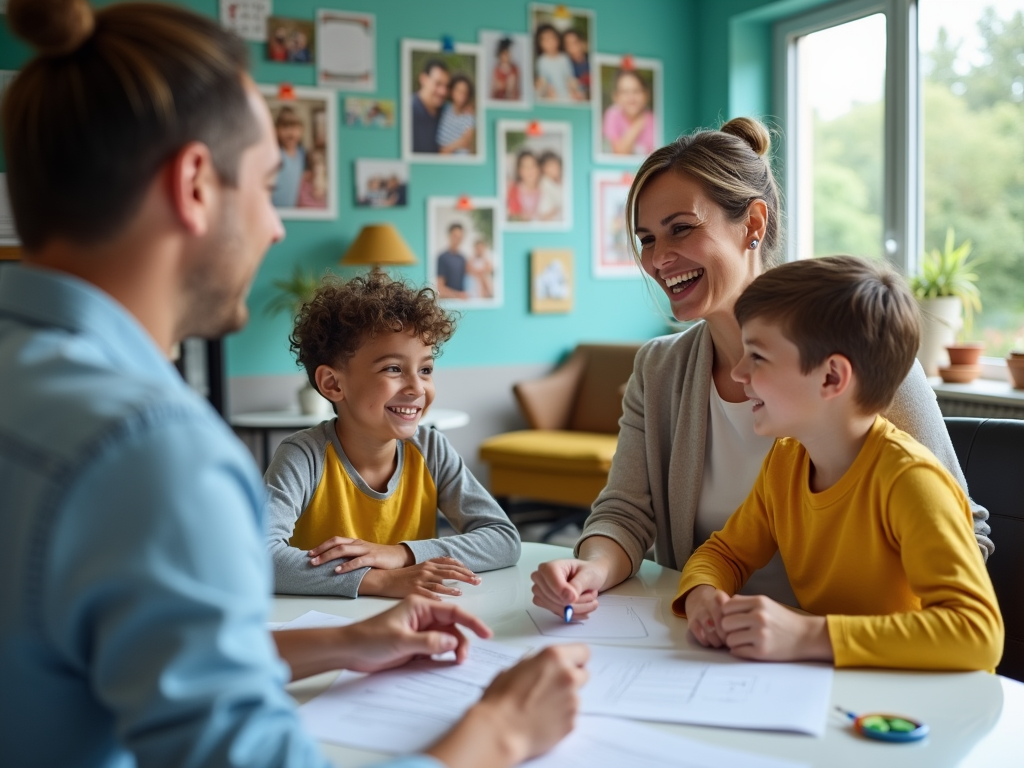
[531,117,993,617]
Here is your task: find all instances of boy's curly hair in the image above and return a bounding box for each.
[290,271,457,390]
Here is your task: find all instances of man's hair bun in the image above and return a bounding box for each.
[8,0,96,58]
[720,117,772,157]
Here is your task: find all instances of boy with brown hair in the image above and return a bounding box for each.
[675,256,1003,671]
[265,271,520,599]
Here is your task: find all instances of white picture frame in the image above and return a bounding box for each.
[402,39,485,164]
[592,170,640,279]
[259,84,338,220]
[529,3,594,107]
[479,30,533,110]
[592,54,663,165]
[316,10,376,91]
[497,119,572,232]
[354,159,408,208]
[426,196,503,310]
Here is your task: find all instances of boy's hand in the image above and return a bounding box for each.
[718,595,834,662]
[308,537,414,572]
[359,558,481,599]
[683,585,730,648]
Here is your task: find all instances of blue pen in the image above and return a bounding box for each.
[563,605,573,623]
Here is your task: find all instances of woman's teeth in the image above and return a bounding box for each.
[665,269,704,293]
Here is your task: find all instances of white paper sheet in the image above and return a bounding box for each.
[524,716,809,768]
[300,638,525,753]
[268,610,353,632]
[526,595,675,644]
[316,10,376,91]
[581,645,833,737]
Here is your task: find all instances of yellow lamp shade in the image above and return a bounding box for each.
[340,224,417,269]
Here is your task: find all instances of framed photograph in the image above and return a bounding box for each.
[316,10,375,91]
[259,84,337,219]
[479,30,532,110]
[592,170,639,279]
[426,196,502,309]
[497,120,572,231]
[265,17,314,64]
[529,4,594,107]
[593,54,663,164]
[344,97,395,128]
[219,0,270,42]
[531,249,573,313]
[402,39,485,164]
[354,160,408,208]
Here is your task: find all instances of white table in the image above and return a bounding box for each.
[231,408,470,470]
[274,543,1022,768]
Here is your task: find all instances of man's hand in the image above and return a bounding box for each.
[719,595,834,662]
[359,557,481,599]
[683,585,730,648]
[307,537,413,572]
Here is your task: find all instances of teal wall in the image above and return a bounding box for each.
[0,0,836,376]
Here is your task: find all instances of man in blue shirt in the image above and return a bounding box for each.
[411,59,450,153]
[436,223,468,298]
[0,3,587,768]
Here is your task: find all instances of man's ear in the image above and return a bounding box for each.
[168,141,217,237]
[820,354,855,401]
[314,365,345,404]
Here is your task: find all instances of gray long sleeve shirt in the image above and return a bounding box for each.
[265,421,520,597]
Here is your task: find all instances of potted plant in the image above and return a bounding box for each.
[910,228,982,377]
[265,266,332,416]
[1007,348,1024,389]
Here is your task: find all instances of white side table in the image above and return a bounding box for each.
[230,408,470,471]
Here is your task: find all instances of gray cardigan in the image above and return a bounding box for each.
[266,421,521,597]
[577,321,994,576]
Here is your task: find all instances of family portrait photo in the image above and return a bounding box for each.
[593,54,663,164]
[402,39,485,164]
[529,4,594,106]
[259,84,337,219]
[480,30,532,109]
[265,17,314,63]
[426,197,502,309]
[344,97,395,128]
[592,170,638,278]
[498,120,572,231]
[354,160,408,208]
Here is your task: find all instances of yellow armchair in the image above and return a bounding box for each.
[479,343,641,512]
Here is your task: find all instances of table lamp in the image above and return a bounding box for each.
[339,223,417,272]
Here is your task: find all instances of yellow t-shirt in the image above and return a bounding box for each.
[674,416,1004,671]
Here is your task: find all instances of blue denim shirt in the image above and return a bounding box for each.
[0,265,439,768]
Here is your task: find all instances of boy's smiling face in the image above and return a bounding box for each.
[331,329,436,445]
[731,316,826,439]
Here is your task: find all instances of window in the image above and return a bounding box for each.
[777,0,1024,359]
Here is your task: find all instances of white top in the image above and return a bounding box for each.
[695,382,798,606]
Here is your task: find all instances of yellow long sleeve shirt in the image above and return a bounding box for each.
[674,416,1003,671]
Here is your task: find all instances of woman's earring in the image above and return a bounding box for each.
[749,238,760,250]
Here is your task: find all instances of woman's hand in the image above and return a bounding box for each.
[307,537,413,572]
[719,595,834,662]
[683,585,730,648]
[359,557,481,599]
[426,644,590,768]
[530,558,606,618]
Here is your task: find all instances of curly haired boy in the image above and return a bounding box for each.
[265,271,520,599]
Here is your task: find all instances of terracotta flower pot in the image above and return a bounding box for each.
[938,364,981,384]
[1006,357,1024,389]
[945,343,984,366]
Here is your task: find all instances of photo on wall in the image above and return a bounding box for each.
[479,30,532,109]
[354,159,408,208]
[593,54,663,165]
[402,39,485,164]
[265,17,314,63]
[259,84,337,219]
[498,120,572,231]
[529,3,594,106]
[344,97,395,128]
[531,248,573,313]
[592,170,640,279]
[316,10,375,91]
[426,196,503,309]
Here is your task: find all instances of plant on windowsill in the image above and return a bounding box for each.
[264,265,332,417]
[910,228,983,382]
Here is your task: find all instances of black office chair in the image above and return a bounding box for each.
[945,417,1024,682]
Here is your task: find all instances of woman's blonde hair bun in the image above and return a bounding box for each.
[8,0,96,58]
[720,116,771,157]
